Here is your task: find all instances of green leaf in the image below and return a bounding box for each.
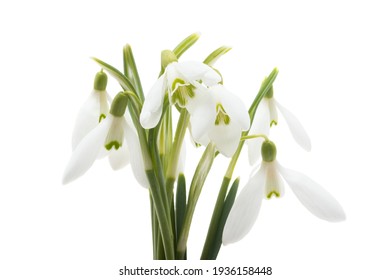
[173,32,201,59]
[176,143,216,259]
[209,177,239,259]
[92,57,136,93]
[123,44,144,101]
[175,174,187,259]
[203,46,232,66]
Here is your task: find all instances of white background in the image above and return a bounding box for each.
[1,0,389,279]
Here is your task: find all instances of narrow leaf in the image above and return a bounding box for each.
[123,44,144,101]
[209,177,240,259]
[173,32,201,59]
[175,173,187,259]
[203,46,232,66]
[92,57,136,93]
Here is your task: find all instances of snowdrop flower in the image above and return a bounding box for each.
[190,84,250,157]
[140,50,221,129]
[247,86,311,165]
[72,71,111,150]
[63,93,148,188]
[223,140,345,245]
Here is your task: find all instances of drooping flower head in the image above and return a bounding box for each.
[247,86,311,165]
[223,140,345,245]
[189,84,250,157]
[72,70,111,150]
[63,92,148,187]
[140,50,222,129]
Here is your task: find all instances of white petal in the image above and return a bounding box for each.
[72,91,101,150]
[187,90,215,142]
[275,100,311,151]
[209,120,242,157]
[264,161,285,198]
[212,85,250,130]
[247,101,270,165]
[108,146,130,170]
[278,163,346,222]
[140,76,166,129]
[63,116,113,184]
[175,61,221,86]
[123,122,149,188]
[268,98,278,125]
[223,165,266,245]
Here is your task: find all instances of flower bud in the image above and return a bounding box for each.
[93,70,108,91]
[261,140,277,162]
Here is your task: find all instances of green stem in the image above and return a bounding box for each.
[200,177,230,259]
[166,110,190,193]
[146,170,175,260]
[176,143,216,259]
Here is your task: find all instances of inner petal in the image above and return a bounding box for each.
[264,162,285,199]
[105,117,125,150]
[171,78,195,107]
[215,103,230,125]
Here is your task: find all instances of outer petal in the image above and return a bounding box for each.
[223,165,267,245]
[278,163,346,222]
[212,85,250,130]
[247,101,270,165]
[175,61,221,86]
[140,76,166,129]
[275,100,311,151]
[209,120,242,157]
[123,122,149,188]
[63,116,113,184]
[72,91,103,150]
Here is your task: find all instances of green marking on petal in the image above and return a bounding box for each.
[99,114,106,123]
[105,141,121,150]
[171,79,195,107]
[266,191,280,199]
[270,120,278,127]
[215,103,230,125]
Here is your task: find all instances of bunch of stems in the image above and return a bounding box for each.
[93,33,278,259]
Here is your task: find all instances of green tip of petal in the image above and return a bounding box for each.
[99,114,106,122]
[215,103,230,125]
[171,79,195,107]
[266,191,280,199]
[105,141,121,150]
[270,120,278,127]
